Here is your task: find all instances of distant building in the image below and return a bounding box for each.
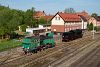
[79,15,88,29]
[26,24,51,35]
[51,12,88,33]
[89,16,100,26]
[44,15,53,22]
[34,11,46,20]
[77,11,91,21]
[33,11,53,24]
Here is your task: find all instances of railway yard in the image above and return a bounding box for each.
[0,31,100,67]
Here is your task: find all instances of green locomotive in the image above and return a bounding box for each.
[22,33,55,54]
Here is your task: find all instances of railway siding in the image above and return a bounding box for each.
[54,38,100,67]
[0,31,96,67]
[22,34,93,67]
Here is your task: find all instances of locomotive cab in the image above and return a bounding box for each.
[22,36,40,54]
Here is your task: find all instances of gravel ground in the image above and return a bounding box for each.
[0,31,96,67]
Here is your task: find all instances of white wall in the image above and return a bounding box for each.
[84,22,87,29]
[81,19,87,29]
[51,14,65,25]
[26,28,33,34]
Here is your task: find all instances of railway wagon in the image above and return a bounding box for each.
[22,33,55,54]
[62,29,83,42]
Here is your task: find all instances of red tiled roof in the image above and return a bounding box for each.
[44,15,54,21]
[58,12,81,22]
[34,11,46,18]
[76,11,90,20]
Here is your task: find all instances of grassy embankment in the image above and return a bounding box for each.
[0,40,21,52]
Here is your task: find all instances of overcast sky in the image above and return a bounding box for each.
[0,0,100,15]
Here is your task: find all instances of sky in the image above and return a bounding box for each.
[0,0,100,15]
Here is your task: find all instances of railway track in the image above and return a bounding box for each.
[45,33,100,67]
[56,38,100,67]
[19,34,93,67]
[0,31,94,67]
[70,41,100,67]
[42,37,98,67]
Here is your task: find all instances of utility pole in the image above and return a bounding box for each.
[92,25,94,39]
[92,18,95,39]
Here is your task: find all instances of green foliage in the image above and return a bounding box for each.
[0,5,36,39]
[38,17,46,24]
[87,23,93,30]
[20,24,27,32]
[91,13,98,17]
[64,8,76,13]
[94,26,100,31]
[24,7,37,27]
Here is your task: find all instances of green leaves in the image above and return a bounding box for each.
[24,8,36,27]
[0,5,36,39]
[64,8,76,13]
[87,23,94,30]
[0,5,38,39]
[38,17,46,25]
[91,13,98,17]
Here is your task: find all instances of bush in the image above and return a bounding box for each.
[95,26,100,31]
[20,24,27,32]
[87,23,94,31]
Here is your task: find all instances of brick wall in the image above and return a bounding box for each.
[51,25,65,32]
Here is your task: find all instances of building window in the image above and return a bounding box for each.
[55,17,57,20]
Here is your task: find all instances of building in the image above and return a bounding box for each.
[34,11,53,24]
[26,24,51,35]
[89,16,100,26]
[79,15,88,29]
[34,11,46,20]
[44,15,53,22]
[51,12,88,33]
[77,11,91,21]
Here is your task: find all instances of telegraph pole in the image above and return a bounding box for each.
[92,24,94,39]
[92,18,95,39]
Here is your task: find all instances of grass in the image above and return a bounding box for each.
[0,39,22,52]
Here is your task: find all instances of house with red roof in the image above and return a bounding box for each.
[34,11,46,20]
[44,15,53,22]
[89,16,100,26]
[34,11,53,23]
[51,12,88,33]
[77,11,91,20]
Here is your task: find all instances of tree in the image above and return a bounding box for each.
[0,27,7,39]
[64,8,76,13]
[38,17,46,25]
[20,24,27,32]
[0,5,37,39]
[91,13,98,17]
[0,5,25,39]
[87,23,93,30]
[24,7,36,27]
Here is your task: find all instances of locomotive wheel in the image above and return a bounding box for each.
[49,43,53,48]
[42,45,46,50]
[47,43,51,48]
[24,51,27,54]
[33,49,37,53]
